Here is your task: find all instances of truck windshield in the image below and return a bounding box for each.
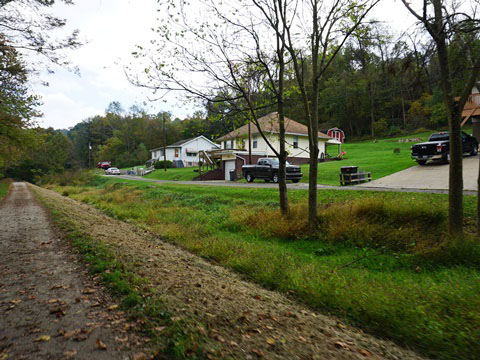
[265,158,290,165]
[429,133,449,141]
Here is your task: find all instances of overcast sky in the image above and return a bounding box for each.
[32,0,415,130]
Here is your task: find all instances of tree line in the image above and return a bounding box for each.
[1,0,480,236]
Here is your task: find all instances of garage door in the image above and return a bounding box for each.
[224,160,236,180]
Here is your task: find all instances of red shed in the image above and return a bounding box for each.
[327,128,345,143]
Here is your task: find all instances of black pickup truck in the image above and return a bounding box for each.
[411,131,478,165]
[242,158,303,183]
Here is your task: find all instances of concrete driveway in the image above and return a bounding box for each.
[359,155,479,191]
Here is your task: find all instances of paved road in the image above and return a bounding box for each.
[0,183,142,359]
[359,155,479,192]
[114,168,478,196]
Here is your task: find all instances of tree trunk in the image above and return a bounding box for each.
[433,5,463,236]
[478,153,480,236]
[277,50,289,216]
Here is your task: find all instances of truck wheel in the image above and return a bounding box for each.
[246,173,254,183]
[471,146,478,156]
[292,179,300,183]
[272,173,279,183]
[443,153,450,164]
[416,160,427,166]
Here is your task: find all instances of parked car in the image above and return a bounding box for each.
[411,131,478,165]
[97,161,111,169]
[105,167,121,175]
[242,158,302,183]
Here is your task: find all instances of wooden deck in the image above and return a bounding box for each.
[461,93,480,117]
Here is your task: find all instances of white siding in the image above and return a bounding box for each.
[150,136,219,166]
[242,133,327,159]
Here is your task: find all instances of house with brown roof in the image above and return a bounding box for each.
[216,112,331,165]
[196,113,332,181]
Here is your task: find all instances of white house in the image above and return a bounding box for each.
[216,112,331,165]
[150,135,220,167]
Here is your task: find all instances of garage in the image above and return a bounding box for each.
[224,160,236,181]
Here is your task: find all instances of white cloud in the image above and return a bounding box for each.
[31,0,417,130]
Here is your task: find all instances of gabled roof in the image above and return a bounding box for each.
[150,135,219,152]
[216,112,330,141]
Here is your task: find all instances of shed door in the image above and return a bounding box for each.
[224,160,236,180]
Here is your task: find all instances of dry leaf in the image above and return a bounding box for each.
[34,335,51,342]
[108,304,118,311]
[10,299,22,304]
[251,349,264,358]
[96,338,107,350]
[334,341,348,349]
[359,349,372,357]
[64,349,77,358]
[266,337,275,345]
[133,353,147,360]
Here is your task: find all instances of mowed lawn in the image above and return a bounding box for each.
[53,176,480,360]
[303,131,433,185]
[144,167,200,181]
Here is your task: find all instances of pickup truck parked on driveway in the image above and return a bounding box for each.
[411,131,478,165]
[242,158,303,183]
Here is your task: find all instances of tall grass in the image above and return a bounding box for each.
[0,178,12,201]
[52,178,480,359]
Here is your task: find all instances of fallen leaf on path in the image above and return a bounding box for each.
[266,338,275,345]
[359,349,372,357]
[9,299,22,304]
[133,353,147,360]
[251,349,264,357]
[334,341,348,349]
[83,288,95,294]
[108,304,118,311]
[64,349,77,358]
[34,335,51,342]
[96,338,107,350]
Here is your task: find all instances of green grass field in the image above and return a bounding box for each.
[309,131,433,185]
[144,167,200,181]
[51,175,480,360]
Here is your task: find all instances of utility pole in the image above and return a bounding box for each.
[163,113,167,172]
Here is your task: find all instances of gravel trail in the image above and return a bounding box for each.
[0,183,145,360]
[31,183,426,360]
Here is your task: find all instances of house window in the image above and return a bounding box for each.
[230,140,234,149]
[225,140,232,149]
[174,148,179,158]
[252,135,258,149]
[224,141,228,149]
[293,136,299,149]
[186,151,197,157]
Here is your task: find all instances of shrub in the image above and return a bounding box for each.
[153,160,173,169]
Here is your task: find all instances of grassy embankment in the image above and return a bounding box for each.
[50,175,480,360]
[0,179,12,201]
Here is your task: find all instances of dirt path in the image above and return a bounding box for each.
[0,183,146,360]
[31,184,426,360]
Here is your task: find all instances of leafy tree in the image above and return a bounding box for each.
[401,0,480,235]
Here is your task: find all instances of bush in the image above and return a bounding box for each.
[373,118,389,137]
[153,160,173,169]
